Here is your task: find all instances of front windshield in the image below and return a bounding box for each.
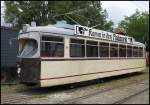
[18,39,38,57]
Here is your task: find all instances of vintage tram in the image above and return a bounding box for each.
[16,21,146,87]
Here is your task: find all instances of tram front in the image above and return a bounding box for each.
[17,24,41,85]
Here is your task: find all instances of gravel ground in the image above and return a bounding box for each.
[23,79,149,104]
[67,79,149,104]
[1,67,149,104]
[122,89,149,104]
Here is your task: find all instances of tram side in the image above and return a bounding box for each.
[40,35,146,87]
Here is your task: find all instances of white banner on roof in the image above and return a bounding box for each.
[75,25,133,43]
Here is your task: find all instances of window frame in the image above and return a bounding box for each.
[99,42,109,57]
[40,35,64,58]
[119,44,126,57]
[70,38,85,57]
[127,45,132,57]
[110,43,119,57]
[138,47,144,57]
[132,46,139,57]
[18,39,38,57]
[40,34,145,59]
[86,40,98,57]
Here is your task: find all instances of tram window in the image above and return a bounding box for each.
[70,39,84,44]
[18,39,38,57]
[127,46,132,57]
[99,42,109,57]
[119,45,126,57]
[110,43,118,57]
[41,36,64,57]
[139,47,143,57]
[144,48,146,57]
[70,39,85,57]
[133,46,138,57]
[42,36,63,42]
[86,40,98,57]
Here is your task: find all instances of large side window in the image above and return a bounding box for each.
[139,47,143,57]
[119,44,126,57]
[99,42,109,57]
[41,36,64,57]
[133,46,138,57]
[70,39,85,57]
[86,40,98,57]
[110,43,118,57]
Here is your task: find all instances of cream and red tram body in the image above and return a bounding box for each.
[17,21,146,87]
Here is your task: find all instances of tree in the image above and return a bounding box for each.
[5,1,113,32]
[118,10,149,51]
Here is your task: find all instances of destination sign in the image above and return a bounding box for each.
[75,25,132,43]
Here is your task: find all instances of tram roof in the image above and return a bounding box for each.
[19,21,145,47]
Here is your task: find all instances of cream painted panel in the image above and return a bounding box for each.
[40,59,145,79]
[64,37,70,58]
[40,67,145,87]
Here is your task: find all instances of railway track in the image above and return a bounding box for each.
[1,94,34,104]
[1,82,20,86]
[58,79,149,104]
[1,77,148,104]
[113,88,149,104]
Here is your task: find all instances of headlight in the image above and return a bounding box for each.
[17,68,21,75]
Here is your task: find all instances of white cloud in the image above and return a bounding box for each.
[101,1,149,28]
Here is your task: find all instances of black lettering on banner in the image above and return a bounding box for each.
[89,29,92,36]
[106,33,112,40]
[75,25,130,43]
[102,32,105,38]
[79,27,84,35]
[113,34,116,41]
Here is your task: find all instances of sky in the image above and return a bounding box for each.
[101,1,149,27]
[1,1,149,27]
